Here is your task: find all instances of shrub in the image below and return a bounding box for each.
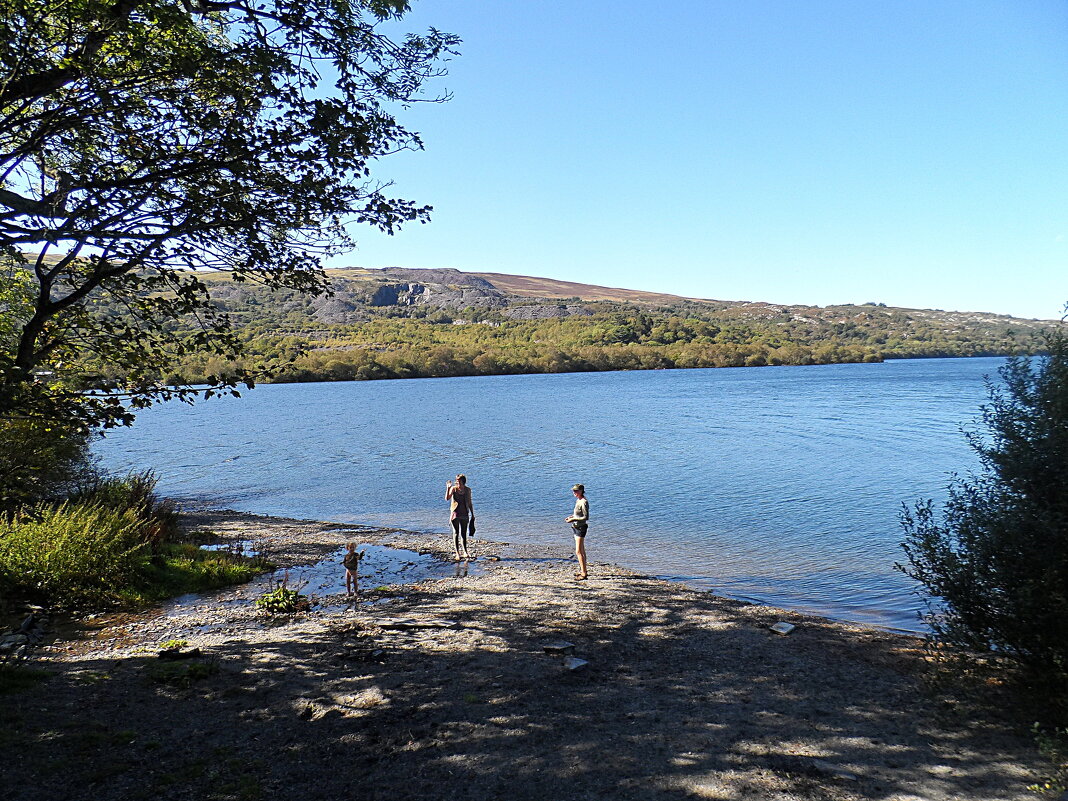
[67,472,179,548]
[255,574,308,615]
[0,503,147,606]
[0,491,267,608]
[899,327,1068,698]
[1030,724,1068,797]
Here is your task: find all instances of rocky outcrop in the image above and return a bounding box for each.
[366,281,509,309]
[312,297,365,324]
[368,283,427,306]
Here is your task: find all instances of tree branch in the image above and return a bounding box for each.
[0,0,145,106]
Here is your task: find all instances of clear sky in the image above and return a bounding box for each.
[334,0,1068,320]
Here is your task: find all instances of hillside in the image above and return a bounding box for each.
[467,272,718,306]
[140,265,1059,386]
[200,264,1054,326]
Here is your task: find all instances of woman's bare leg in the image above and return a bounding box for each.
[574,536,588,579]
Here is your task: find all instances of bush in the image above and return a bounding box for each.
[0,503,148,606]
[1030,724,1068,796]
[0,472,267,608]
[67,472,179,548]
[255,574,308,615]
[899,328,1068,697]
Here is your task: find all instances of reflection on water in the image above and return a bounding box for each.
[96,357,1004,632]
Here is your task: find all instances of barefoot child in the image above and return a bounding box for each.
[566,484,590,580]
[342,543,364,596]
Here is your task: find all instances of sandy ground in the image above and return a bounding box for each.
[1,510,1045,801]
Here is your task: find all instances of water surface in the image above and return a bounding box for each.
[96,358,1004,631]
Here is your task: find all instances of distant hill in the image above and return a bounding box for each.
[202,265,1048,335]
[23,256,1053,385]
[149,264,1059,385]
[466,272,718,306]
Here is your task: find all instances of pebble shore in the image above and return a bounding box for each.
[1,509,1044,801]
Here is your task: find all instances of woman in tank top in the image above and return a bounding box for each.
[445,473,475,561]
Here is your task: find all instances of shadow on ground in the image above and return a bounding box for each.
[1,565,1040,801]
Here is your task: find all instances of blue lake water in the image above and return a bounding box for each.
[94,357,1006,632]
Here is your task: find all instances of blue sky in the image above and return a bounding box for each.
[336,0,1068,320]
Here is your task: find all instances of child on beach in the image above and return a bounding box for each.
[342,543,364,596]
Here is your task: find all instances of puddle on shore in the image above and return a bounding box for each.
[163,543,482,617]
[291,544,484,610]
[200,540,258,555]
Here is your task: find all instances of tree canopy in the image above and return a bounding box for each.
[0,0,458,428]
[899,323,1068,694]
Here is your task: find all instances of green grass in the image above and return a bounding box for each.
[122,544,268,605]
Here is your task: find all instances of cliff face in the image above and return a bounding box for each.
[347,268,628,318]
[371,267,496,288]
[367,281,509,309]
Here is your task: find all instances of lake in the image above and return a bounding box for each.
[94,357,1005,632]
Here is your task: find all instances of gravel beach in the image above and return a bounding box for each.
[1,510,1044,801]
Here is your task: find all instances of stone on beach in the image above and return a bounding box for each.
[806,758,860,782]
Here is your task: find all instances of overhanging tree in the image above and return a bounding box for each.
[899,322,1068,691]
[0,0,458,428]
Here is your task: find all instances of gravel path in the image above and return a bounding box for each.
[2,510,1043,801]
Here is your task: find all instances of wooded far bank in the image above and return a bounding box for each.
[112,267,1058,386]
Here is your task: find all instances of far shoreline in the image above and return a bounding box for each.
[183,352,1025,391]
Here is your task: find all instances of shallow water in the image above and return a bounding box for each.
[166,542,482,618]
[96,357,1006,631]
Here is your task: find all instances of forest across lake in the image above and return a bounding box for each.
[131,267,1048,386]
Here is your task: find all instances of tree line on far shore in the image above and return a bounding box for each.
[89,300,1043,388]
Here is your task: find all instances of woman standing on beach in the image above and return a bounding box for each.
[445,474,475,561]
[566,483,589,580]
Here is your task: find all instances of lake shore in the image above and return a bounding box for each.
[4,509,1043,801]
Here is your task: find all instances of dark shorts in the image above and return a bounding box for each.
[572,523,588,538]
